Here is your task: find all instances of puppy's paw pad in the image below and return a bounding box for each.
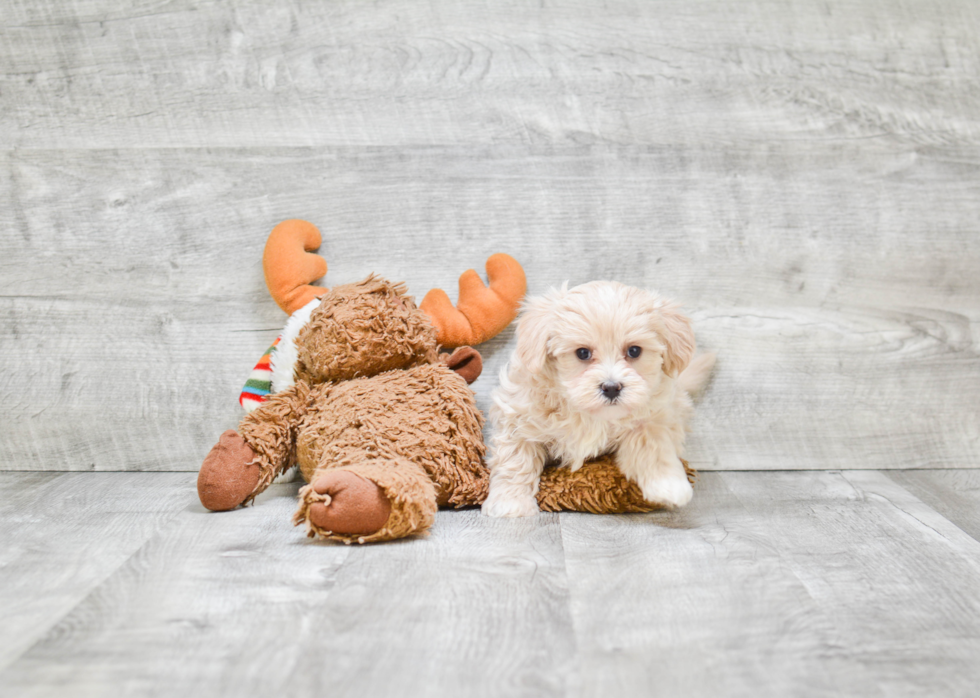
[640,475,694,509]
[481,492,539,518]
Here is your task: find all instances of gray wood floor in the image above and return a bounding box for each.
[3,1,980,695]
[3,469,980,697]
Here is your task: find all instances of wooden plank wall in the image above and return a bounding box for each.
[2,0,978,471]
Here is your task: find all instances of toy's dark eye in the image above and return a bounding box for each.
[627,345,642,359]
[575,348,592,361]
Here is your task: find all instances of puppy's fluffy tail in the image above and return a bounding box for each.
[678,352,716,397]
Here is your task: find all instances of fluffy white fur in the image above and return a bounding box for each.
[269,297,320,394]
[482,281,715,518]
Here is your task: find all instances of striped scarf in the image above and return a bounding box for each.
[239,336,281,411]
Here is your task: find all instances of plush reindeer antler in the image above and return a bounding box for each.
[420,254,527,348]
[263,220,329,314]
[262,219,526,345]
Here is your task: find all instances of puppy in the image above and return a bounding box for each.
[481,281,714,518]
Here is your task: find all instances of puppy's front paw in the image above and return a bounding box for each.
[639,472,694,509]
[481,490,540,518]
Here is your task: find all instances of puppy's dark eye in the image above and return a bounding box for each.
[627,345,642,359]
[575,348,592,361]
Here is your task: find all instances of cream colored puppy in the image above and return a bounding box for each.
[482,281,715,518]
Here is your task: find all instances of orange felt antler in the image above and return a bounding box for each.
[263,220,328,314]
[420,254,527,348]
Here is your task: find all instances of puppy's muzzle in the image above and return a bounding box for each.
[600,381,623,402]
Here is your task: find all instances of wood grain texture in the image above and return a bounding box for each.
[4,470,980,696]
[5,4,980,694]
[884,469,980,541]
[560,470,980,697]
[2,1,979,472]
[0,472,193,672]
[2,0,980,149]
[2,143,978,470]
[0,478,574,697]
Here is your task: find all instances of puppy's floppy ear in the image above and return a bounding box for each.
[658,302,696,377]
[514,293,556,374]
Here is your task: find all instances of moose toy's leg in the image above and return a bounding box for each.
[294,458,438,544]
[197,383,310,511]
[197,430,260,511]
[534,456,697,514]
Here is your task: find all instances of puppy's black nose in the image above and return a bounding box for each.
[601,381,623,401]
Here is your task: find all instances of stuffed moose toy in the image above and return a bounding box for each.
[198,220,690,544]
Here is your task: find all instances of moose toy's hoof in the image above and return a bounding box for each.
[197,430,261,511]
[307,471,392,535]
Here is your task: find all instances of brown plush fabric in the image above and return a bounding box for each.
[304,470,393,537]
[197,430,261,511]
[295,276,439,384]
[199,269,491,544]
[295,459,438,544]
[536,456,697,514]
[441,346,483,384]
[237,381,312,505]
[231,361,484,543]
[293,365,487,508]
